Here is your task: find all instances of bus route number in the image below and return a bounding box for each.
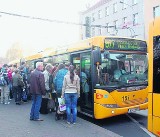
[122,96,129,101]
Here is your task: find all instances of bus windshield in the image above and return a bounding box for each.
[100,52,148,87]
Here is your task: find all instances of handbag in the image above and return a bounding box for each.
[47,93,55,109]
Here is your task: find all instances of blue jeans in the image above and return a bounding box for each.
[64,93,78,123]
[30,95,42,120]
[8,81,12,91]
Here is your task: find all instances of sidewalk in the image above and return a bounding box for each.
[0,100,121,137]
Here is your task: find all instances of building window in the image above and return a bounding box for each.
[113,3,117,13]
[132,0,138,5]
[98,10,102,19]
[92,27,95,36]
[106,23,109,33]
[122,17,127,28]
[153,6,160,18]
[122,0,127,9]
[92,13,95,22]
[133,13,138,26]
[123,17,127,24]
[114,20,118,30]
[105,7,109,16]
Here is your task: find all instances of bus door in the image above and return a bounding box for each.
[148,17,160,137]
[80,52,93,115]
[151,35,160,136]
[70,52,93,116]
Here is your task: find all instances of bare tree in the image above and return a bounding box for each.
[6,42,23,62]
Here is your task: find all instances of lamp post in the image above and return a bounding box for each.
[119,1,136,38]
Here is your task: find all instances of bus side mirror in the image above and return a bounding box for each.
[92,48,101,65]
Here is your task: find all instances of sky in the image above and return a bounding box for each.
[0,0,97,57]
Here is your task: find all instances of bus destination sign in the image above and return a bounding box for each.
[104,38,147,52]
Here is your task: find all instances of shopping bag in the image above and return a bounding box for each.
[58,98,66,111]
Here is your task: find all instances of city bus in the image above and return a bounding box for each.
[26,36,148,119]
[23,48,56,70]
[148,17,160,137]
[24,52,43,70]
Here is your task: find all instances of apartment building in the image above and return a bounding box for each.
[79,0,160,40]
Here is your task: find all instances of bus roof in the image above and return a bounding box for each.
[48,36,146,56]
[47,36,106,56]
[24,52,43,61]
[25,36,147,59]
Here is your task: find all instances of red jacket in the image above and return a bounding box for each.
[7,69,12,82]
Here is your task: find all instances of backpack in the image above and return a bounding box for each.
[0,76,7,86]
[2,69,9,84]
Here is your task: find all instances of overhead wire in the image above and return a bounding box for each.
[0,11,136,37]
[0,11,115,28]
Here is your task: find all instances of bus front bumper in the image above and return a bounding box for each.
[94,102,148,119]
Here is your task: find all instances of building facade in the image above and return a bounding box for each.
[79,0,160,40]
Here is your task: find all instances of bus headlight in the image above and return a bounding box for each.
[111,110,115,114]
[101,104,119,108]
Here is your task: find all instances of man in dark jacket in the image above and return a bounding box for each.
[30,62,45,121]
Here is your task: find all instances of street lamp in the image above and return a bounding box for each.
[119,1,136,38]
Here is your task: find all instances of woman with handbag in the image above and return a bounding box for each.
[61,65,80,124]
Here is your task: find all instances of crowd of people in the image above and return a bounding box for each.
[0,61,80,124]
[0,62,30,105]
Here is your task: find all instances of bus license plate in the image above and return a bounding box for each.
[128,107,140,113]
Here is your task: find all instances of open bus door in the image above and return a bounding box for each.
[148,17,160,137]
[70,52,93,117]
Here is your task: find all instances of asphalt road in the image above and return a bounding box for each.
[0,99,155,137]
[0,100,121,137]
[79,110,155,137]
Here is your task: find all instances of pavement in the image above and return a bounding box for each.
[0,100,121,137]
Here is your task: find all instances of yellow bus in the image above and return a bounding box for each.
[23,48,56,70]
[24,52,43,70]
[148,17,160,137]
[27,36,148,119]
